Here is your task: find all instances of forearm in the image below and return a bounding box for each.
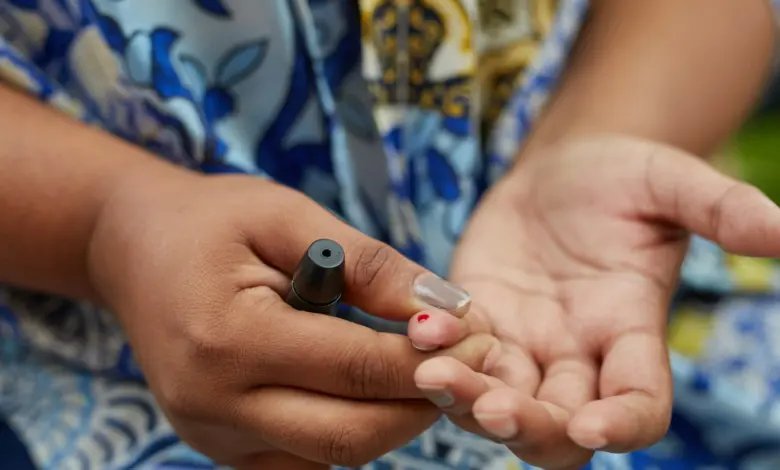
[522,0,776,158]
[0,84,191,300]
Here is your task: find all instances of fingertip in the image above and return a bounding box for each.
[567,408,610,450]
[471,387,527,416]
[568,395,669,452]
[724,184,780,257]
[408,309,467,351]
[414,356,468,388]
[415,356,491,417]
[472,389,569,445]
[470,389,523,441]
[472,390,593,469]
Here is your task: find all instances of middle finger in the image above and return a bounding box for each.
[230,287,499,399]
[473,388,594,469]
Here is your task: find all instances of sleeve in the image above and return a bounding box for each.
[1,18,88,120]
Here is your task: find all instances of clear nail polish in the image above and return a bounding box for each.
[419,387,455,409]
[413,273,471,318]
[411,341,438,352]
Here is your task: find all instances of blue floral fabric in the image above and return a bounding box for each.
[1,1,780,469]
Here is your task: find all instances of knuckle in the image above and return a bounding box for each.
[707,182,737,241]
[319,423,359,465]
[234,285,282,317]
[182,287,280,365]
[338,338,401,398]
[380,353,403,397]
[181,319,232,366]
[350,242,396,292]
[320,423,377,466]
[157,376,207,420]
[338,343,373,397]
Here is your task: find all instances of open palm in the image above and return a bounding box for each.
[410,135,780,469]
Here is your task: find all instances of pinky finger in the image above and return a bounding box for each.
[472,389,593,469]
[568,330,672,453]
[568,392,671,453]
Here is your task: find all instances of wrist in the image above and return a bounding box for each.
[506,132,648,185]
[513,0,773,166]
[86,158,202,307]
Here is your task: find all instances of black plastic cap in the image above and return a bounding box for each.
[290,239,345,306]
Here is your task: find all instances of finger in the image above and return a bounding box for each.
[472,389,593,469]
[230,286,499,399]
[237,387,439,467]
[485,343,542,395]
[643,143,780,257]
[415,356,499,414]
[407,309,471,351]
[415,356,503,436]
[568,330,672,452]
[536,357,598,413]
[245,184,471,319]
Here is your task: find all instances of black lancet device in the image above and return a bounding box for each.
[285,239,345,315]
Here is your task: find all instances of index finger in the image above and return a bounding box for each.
[241,183,471,320]
[228,286,500,400]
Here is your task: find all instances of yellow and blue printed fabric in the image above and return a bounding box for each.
[2,1,780,469]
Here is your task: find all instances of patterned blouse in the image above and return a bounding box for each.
[2,1,780,469]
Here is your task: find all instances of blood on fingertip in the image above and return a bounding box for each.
[417,313,430,323]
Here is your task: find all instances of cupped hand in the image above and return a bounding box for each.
[408,135,780,469]
[86,170,497,469]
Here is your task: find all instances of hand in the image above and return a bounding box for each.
[86,170,497,469]
[407,135,780,468]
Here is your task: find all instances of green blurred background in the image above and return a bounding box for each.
[726,83,780,203]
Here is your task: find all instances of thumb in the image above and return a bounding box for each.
[246,184,471,320]
[643,144,780,257]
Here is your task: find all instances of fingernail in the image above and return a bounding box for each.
[474,413,518,440]
[413,273,471,318]
[569,430,608,450]
[411,340,438,351]
[419,386,455,409]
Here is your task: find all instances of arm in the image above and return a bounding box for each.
[522,0,776,158]
[0,83,190,300]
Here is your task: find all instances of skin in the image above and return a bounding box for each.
[409,0,779,468]
[0,0,775,468]
[0,85,494,468]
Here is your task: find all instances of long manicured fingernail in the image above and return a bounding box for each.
[413,273,471,317]
[474,413,518,440]
[419,386,455,409]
